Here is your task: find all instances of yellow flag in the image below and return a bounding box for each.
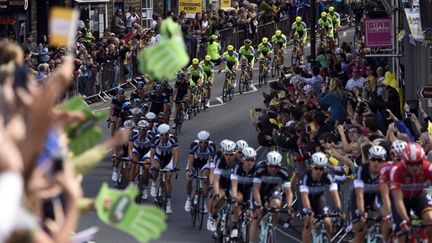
[428,121,432,135]
[49,7,80,47]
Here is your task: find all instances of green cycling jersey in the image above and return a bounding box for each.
[328,12,340,28]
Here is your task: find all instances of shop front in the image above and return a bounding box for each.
[0,0,29,42]
[74,0,108,38]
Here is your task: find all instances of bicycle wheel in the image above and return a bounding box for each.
[222,79,228,103]
[197,190,205,230]
[271,59,277,78]
[191,189,198,227]
[239,72,245,94]
[174,106,183,136]
[201,86,208,110]
[228,79,234,100]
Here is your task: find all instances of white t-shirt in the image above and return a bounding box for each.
[125,12,138,28]
[345,76,366,91]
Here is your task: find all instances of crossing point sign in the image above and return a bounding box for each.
[418,86,432,98]
[178,0,202,18]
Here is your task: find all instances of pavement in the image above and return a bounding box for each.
[77,28,355,243]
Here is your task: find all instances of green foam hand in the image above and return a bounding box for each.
[138,18,190,80]
[95,183,167,243]
[60,96,107,156]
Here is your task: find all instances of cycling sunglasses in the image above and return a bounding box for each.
[370,157,384,163]
[313,166,325,171]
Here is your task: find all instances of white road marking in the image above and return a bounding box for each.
[250,84,258,91]
[216,97,224,104]
[275,227,302,243]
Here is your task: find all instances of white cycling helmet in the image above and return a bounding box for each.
[267,151,282,166]
[368,145,387,160]
[221,139,236,153]
[137,120,149,129]
[157,123,170,134]
[131,108,142,115]
[145,112,156,121]
[311,152,328,167]
[197,130,210,141]
[242,147,257,160]
[391,140,408,156]
[236,140,249,151]
[123,120,135,129]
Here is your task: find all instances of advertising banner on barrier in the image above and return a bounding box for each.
[365,18,392,48]
[178,0,202,18]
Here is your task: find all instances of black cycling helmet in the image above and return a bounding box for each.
[177,72,186,80]
[137,81,145,89]
[157,112,165,119]
[154,84,162,92]
[122,101,132,110]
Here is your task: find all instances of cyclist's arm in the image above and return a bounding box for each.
[128,140,134,158]
[252,181,262,206]
[186,154,194,173]
[354,185,365,215]
[392,188,410,222]
[230,174,239,199]
[172,146,179,168]
[379,181,392,216]
[329,181,341,210]
[282,181,293,208]
[213,173,221,196]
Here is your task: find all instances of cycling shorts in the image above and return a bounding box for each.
[154,154,174,170]
[351,194,381,223]
[394,191,432,236]
[132,147,151,161]
[226,61,236,70]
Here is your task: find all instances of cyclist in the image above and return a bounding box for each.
[221,45,239,78]
[317,12,334,39]
[172,71,191,129]
[129,120,154,200]
[328,7,341,34]
[390,142,432,242]
[378,140,407,241]
[271,29,287,51]
[257,37,273,74]
[249,151,293,242]
[144,112,157,135]
[290,16,308,62]
[207,139,238,232]
[199,55,215,103]
[148,84,169,119]
[188,58,205,88]
[300,152,343,243]
[184,130,216,213]
[352,145,389,242]
[130,107,142,134]
[108,87,127,137]
[130,81,147,102]
[238,39,255,80]
[235,139,249,159]
[149,124,179,214]
[230,147,257,239]
[206,34,223,66]
[159,79,174,124]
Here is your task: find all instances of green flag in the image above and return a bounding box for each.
[95,183,167,242]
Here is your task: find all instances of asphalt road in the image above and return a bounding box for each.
[77,29,355,243]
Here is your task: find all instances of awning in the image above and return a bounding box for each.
[74,0,109,3]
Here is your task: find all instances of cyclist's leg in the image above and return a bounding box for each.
[185,162,194,197]
[162,158,174,197]
[376,196,392,240]
[232,191,244,223]
[248,193,263,242]
[200,164,210,197]
[130,151,140,183]
[269,196,282,225]
[415,192,432,240]
[151,156,161,182]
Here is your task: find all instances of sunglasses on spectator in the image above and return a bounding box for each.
[407,161,422,167]
[370,157,384,162]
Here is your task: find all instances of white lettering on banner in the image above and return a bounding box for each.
[366,22,391,33]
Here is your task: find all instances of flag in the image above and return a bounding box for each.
[49,7,80,48]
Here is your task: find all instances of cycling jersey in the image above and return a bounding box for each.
[130,131,154,160]
[199,61,215,78]
[188,140,216,169]
[253,161,291,199]
[148,92,169,114]
[378,161,394,190]
[111,98,126,117]
[151,134,178,165]
[207,41,222,60]
[271,34,287,48]
[258,43,273,59]
[214,156,239,190]
[351,164,381,220]
[188,65,205,78]
[231,164,256,198]
[318,18,333,30]
[328,12,341,27]
[130,91,148,102]
[239,45,255,57]
[390,160,432,199]
[291,22,307,34]
[174,80,190,101]
[162,84,174,98]
[299,170,337,201]
[222,51,239,64]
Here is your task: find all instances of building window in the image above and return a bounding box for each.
[142,0,153,28]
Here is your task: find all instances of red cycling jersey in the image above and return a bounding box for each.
[378,161,395,191]
[390,160,432,199]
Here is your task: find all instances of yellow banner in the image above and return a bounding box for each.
[49,7,80,47]
[221,0,231,9]
[178,0,202,18]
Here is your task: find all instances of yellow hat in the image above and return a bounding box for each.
[296,16,302,22]
[227,45,234,51]
[192,58,199,65]
[321,12,327,18]
[275,30,282,36]
[262,37,268,43]
[205,55,211,61]
[329,6,334,12]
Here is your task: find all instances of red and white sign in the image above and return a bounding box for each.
[365,18,392,48]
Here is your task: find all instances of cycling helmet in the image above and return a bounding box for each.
[329,6,335,12]
[275,30,282,36]
[157,112,165,119]
[262,37,269,44]
[117,87,125,95]
[154,84,162,91]
[391,140,408,157]
[236,140,249,151]
[205,55,211,61]
[368,145,387,160]
[321,12,327,18]
[311,152,328,167]
[145,112,156,121]
[197,130,210,141]
[177,71,186,80]
[123,120,135,129]
[221,139,236,153]
[137,120,150,129]
[402,142,425,163]
[192,58,199,65]
[137,81,145,89]
[244,39,252,45]
[296,16,302,22]
[227,45,234,52]
[267,151,282,166]
[242,147,257,159]
[140,103,149,113]
[157,123,170,134]
[122,101,132,110]
[131,107,142,115]
[211,34,218,40]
